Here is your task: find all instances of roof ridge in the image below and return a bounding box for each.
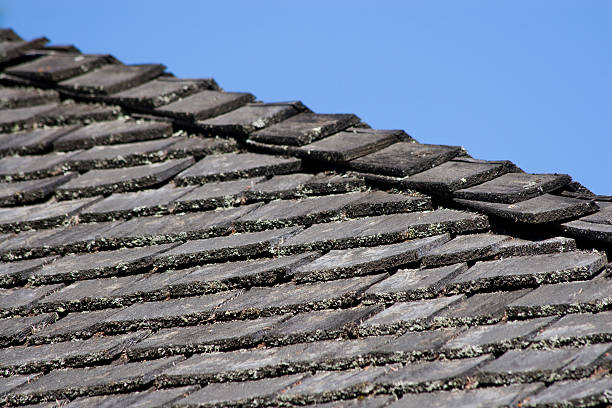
[0,28,608,253]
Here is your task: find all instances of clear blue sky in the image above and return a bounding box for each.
[2,1,610,194]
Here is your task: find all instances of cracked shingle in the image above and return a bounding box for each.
[128,315,287,360]
[359,296,463,335]
[264,305,383,345]
[0,284,63,318]
[420,233,511,267]
[0,256,55,287]
[0,313,57,347]
[364,263,467,304]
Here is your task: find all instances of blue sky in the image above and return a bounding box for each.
[2,1,610,193]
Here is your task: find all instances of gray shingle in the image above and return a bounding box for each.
[348,142,463,177]
[297,128,403,162]
[53,119,172,151]
[292,234,449,282]
[155,90,255,121]
[55,158,194,199]
[6,53,117,82]
[106,77,218,108]
[404,158,518,196]
[175,152,302,184]
[456,193,599,224]
[0,86,58,109]
[447,251,607,294]
[249,112,360,146]
[454,172,571,203]
[507,278,612,318]
[58,63,166,95]
[196,102,306,137]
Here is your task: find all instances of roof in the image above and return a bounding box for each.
[0,27,610,408]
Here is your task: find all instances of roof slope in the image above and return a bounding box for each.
[0,28,610,408]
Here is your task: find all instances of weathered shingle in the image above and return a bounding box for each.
[0,28,608,408]
[6,53,117,82]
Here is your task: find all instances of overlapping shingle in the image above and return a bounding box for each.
[507,277,612,318]
[53,119,172,151]
[278,210,489,253]
[0,173,75,206]
[58,63,166,96]
[297,128,404,162]
[6,53,118,83]
[197,101,307,137]
[0,196,99,233]
[0,125,79,156]
[0,86,59,109]
[38,100,121,126]
[155,90,255,122]
[447,250,607,294]
[55,157,194,199]
[292,234,449,282]
[175,152,302,184]
[249,112,361,146]
[0,102,58,131]
[454,172,571,203]
[106,77,219,109]
[348,142,464,177]
[0,37,48,64]
[456,193,599,223]
[403,158,519,197]
[5,356,183,406]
